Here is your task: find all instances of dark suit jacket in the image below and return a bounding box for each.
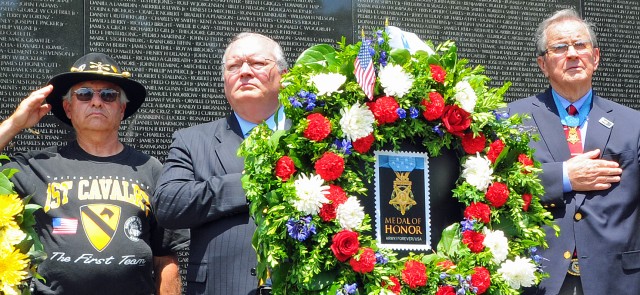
[509,89,640,295]
[152,115,257,295]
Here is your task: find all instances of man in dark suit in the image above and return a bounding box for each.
[509,8,640,295]
[152,32,287,295]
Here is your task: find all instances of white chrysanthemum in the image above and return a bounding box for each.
[461,153,494,191]
[498,257,537,289]
[339,102,375,141]
[309,73,346,96]
[453,80,477,113]
[378,64,414,98]
[292,173,330,215]
[483,229,509,264]
[336,196,365,230]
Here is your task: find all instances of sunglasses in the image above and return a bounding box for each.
[73,87,120,102]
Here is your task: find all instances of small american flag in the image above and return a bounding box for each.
[52,217,78,235]
[354,39,376,100]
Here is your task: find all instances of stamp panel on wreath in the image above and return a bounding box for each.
[374,150,431,251]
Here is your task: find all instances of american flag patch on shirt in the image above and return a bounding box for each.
[52,218,78,234]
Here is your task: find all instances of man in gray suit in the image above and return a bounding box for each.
[509,9,640,295]
[152,32,287,295]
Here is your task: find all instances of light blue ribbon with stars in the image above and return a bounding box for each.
[552,90,592,127]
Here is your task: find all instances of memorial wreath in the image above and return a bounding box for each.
[240,29,556,294]
[0,156,44,295]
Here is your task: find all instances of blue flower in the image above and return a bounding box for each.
[460,218,475,232]
[379,50,388,66]
[377,32,384,45]
[286,216,316,242]
[305,101,316,111]
[409,107,419,119]
[397,108,407,119]
[333,139,353,155]
[433,124,444,137]
[307,93,317,102]
[304,93,318,111]
[298,90,309,98]
[375,251,388,264]
[289,96,302,108]
[368,46,376,57]
[336,283,357,295]
[492,110,510,121]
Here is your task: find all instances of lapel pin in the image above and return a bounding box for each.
[599,117,614,129]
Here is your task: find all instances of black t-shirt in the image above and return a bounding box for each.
[4,141,188,295]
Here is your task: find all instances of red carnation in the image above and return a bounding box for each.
[421,92,445,121]
[330,230,360,262]
[462,230,485,253]
[401,260,427,289]
[430,64,446,83]
[382,276,402,294]
[518,154,534,174]
[314,152,344,181]
[464,202,491,224]
[353,133,375,154]
[436,260,455,270]
[485,182,509,208]
[461,132,486,154]
[441,105,471,137]
[518,154,534,166]
[319,185,348,222]
[303,113,331,141]
[367,96,400,125]
[349,247,376,273]
[435,285,456,295]
[471,266,491,294]
[274,156,296,181]
[522,193,533,211]
[486,140,505,163]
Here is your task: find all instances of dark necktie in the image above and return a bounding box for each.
[563,105,583,157]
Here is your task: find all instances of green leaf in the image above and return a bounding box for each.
[303,269,338,291]
[437,223,461,257]
[0,171,15,195]
[389,48,411,66]
[295,44,337,68]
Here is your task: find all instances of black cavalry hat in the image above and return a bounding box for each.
[45,52,147,126]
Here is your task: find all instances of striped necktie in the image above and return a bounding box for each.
[563,105,583,157]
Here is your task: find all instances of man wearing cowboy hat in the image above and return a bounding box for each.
[0,52,188,295]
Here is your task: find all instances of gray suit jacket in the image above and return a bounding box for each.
[152,115,257,295]
[509,89,640,295]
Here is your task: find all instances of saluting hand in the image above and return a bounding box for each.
[10,85,54,130]
[0,85,54,150]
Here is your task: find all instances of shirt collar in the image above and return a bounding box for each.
[234,105,285,138]
[551,88,592,110]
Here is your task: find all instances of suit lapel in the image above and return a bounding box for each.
[214,115,245,173]
[530,90,571,162]
[583,95,614,155]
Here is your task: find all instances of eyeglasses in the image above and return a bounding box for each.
[73,87,120,103]
[224,57,275,74]
[542,40,593,56]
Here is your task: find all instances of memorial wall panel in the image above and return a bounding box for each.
[0,0,82,152]
[585,0,640,109]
